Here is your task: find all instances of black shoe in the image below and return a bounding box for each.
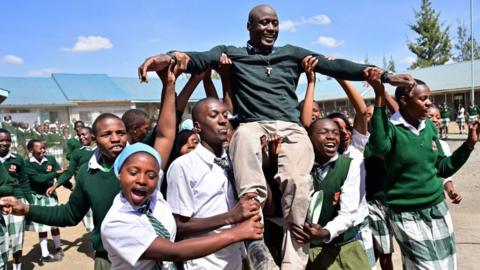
[246,240,278,270]
[40,254,61,263]
[54,248,64,260]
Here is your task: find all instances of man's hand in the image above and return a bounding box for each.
[386,73,416,89]
[169,51,190,77]
[46,182,59,197]
[466,120,480,149]
[138,54,174,83]
[0,196,29,216]
[157,62,178,85]
[231,214,264,242]
[56,169,64,175]
[365,67,385,95]
[290,222,330,244]
[226,193,260,225]
[444,181,462,204]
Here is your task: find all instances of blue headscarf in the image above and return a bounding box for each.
[113,143,162,177]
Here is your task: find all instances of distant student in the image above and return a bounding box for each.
[66,121,85,161]
[0,129,29,270]
[25,139,64,262]
[456,104,466,134]
[439,103,452,139]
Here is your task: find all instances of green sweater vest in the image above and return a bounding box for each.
[28,163,121,255]
[312,155,356,243]
[369,107,472,211]
[0,160,14,197]
[66,138,82,161]
[1,154,31,201]
[25,155,61,196]
[57,148,95,186]
[186,45,370,123]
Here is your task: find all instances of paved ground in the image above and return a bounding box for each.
[8,129,480,269]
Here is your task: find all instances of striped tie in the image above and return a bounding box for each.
[139,202,176,270]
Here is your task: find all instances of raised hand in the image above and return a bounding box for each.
[233,214,264,241]
[301,55,318,83]
[0,196,29,216]
[466,120,480,149]
[385,73,416,89]
[138,54,174,83]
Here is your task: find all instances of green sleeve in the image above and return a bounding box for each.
[185,45,227,74]
[27,169,90,226]
[57,153,78,186]
[368,107,394,155]
[25,163,56,186]
[292,46,372,81]
[435,142,472,178]
[0,165,14,196]
[50,156,61,172]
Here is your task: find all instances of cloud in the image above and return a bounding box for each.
[314,36,344,48]
[301,15,331,25]
[62,36,113,52]
[402,56,416,65]
[28,68,58,77]
[279,14,331,32]
[2,55,24,65]
[279,20,297,32]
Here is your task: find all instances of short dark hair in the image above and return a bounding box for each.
[121,109,149,132]
[308,117,337,135]
[0,128,10,135]
[27,139,43,151]
[326,112,352,131]
[395,79,426,102]
[80,126,94,134]
[92,113,122,136]
[192,97,219,123]
[74,120,85,128]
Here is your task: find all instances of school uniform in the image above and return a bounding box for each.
[26,150,122,270]
[25,155,61,232]
[440,106,452,128]
[369,107,473,269]
[342,130,376,269]
[467,105,479,123]
[0,151,30,255]
[166,144,244,270]
[65,137,82,161]
[101,190,176,270]
[0,161,14,269]
[306,154,370,270]
[57,145,97,232]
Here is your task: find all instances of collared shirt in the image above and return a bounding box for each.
[390,110,426,136]
[166,143,243,270]
[101,191,176,270]
[318,154,362,243]
[29,156,48,166]
[88,150,112,173]
[0,150,14,163]
[80,144,97,152]
[246,41,276,55]
[439,140,453,185]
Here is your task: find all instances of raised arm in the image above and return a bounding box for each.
[217,53,234,114]
[336,80,368,135]
[300,56,318,128]
[152,64,178,171]
[176,72,206,115]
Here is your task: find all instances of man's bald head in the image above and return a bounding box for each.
[248,4,277,23]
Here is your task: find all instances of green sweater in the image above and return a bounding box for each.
[28,163,121,255]
[66,137,82,161]
[25,155,61,195]
[369,107,472,211]
[440,107,452,119]
[57,147,96,186]
[467,105,479,116]
[186,44,372,123]
[0,161,14,197]
[1,153,31,201]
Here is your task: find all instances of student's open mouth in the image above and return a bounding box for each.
[131,188,147,201]
[324,142,337,152]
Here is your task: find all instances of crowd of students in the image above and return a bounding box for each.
[0,4,479,270]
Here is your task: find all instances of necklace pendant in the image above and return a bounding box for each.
[266,66,272,77]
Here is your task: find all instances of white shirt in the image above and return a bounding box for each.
[342,129,369,226]
[0,151,14,163]
[317,154,362,243]
[29,156,48,165]
[439,140,453,185]
[166,143,243,270]
[101,191,176,270]
[389,110,426,135]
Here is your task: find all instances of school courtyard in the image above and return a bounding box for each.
[8,128,480,270]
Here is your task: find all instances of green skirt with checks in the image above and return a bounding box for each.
[367,199,394,255]
[3,198,28,253]
[389,200,456,270]
[27,194,59,233]
[0,216,9,269]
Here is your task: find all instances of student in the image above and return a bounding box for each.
[439,103,452,139]
[101,143,263,270]
[24,139,64,262]
[138,5,415,269]
[427,106,463,204]
[290,118,370,270]
[167,98,261,270]
[456,104,466,134]
[0,63,177,270]
[66,121,85,161]
[0,163,14,270]
[467,101,480,124]
[368,69,480,269]
[0,129,29,270]
[47,126,98,232]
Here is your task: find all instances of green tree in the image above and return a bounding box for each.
[388,56,396,72]
[454,20,480,62]
[407,0,452,69]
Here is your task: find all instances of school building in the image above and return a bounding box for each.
[0,60,478,124]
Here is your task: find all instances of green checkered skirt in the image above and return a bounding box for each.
[0,216,9,269]
[367,199,394,255]
[3,198,28,253]
[82,209,94,233]
[27,194,58,232]
[389,200,456,270]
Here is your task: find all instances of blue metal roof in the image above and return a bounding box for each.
[52,73,131,101]
[0,77,69,106]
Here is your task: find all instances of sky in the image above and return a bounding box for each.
[0,0,478,78]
